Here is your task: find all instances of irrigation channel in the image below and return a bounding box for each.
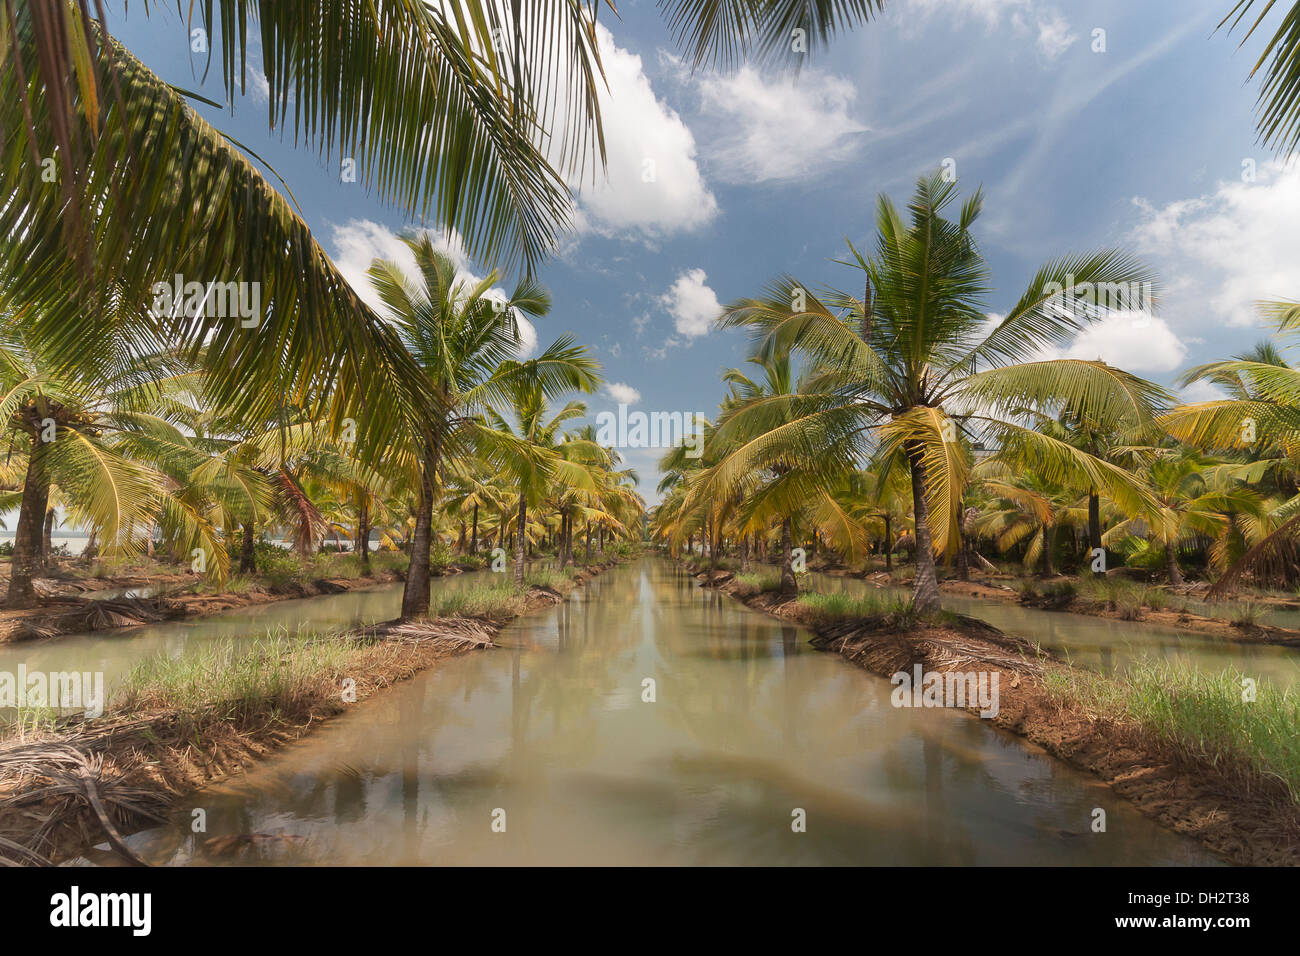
[20,556,1238,865]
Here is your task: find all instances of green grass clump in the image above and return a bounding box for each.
[524,567,567,590]
[733,572,782,595]
[431,581,525,618]
[795,590,921,627]
[1231,602,1270,627]
[1044,659,1300,804]
[115,628,367,726]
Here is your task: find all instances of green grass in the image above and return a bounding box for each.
[795,590,906,620]
[114,628,368,726]
[1231,602,1270,627]
[431,581,525,618]
[733,571,782,594]
[1044,659,1300,804]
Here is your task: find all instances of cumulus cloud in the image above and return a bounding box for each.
[1179,379,1229,405]
[685,65,867,183]
[604,382,642,404]
[1130,161,1300,330]
[659,268,722,338]
[563,25,718,240]
[1057,313,1187,373]
[328,219,536,357]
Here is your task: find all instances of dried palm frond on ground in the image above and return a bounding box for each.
[0,733,169,866]
[355,616,497,648]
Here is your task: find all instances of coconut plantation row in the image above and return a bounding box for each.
[650,175,1300,617]
[0,236,646,626]
[0,0,1298,903]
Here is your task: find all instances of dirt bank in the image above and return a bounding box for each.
[697,570,1300,867]
[0,571,408,643]
[812,565,1300,648]
[0,558,626,865]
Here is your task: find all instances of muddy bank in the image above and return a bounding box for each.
[0,571,408,643]
[697,570,1300,867]
[804,564,1300,648]
[0,558,626,865]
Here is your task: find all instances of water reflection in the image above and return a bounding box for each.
[122,559,1215,866]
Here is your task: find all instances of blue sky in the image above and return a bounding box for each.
[104,0,1299,502]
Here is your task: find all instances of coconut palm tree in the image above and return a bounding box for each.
[1219,2,1300,156]
[365,234,555,618]
[0,321,232,605]
[480,341,601,585]
[1162,302,1300,593]
[710,172,1161,614]
[1103,450,1263,586]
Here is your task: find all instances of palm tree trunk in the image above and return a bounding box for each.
[470,503,479,555]
[42,507,55,570]
[1165,540,1184,586]
[907,446,941,615]
[240,522,257,573]
[884,514,893,572]
[514,492,527,587]
[1088,491,1102,576]
[1043,525,1056,576]
[6,442,49,608]
[779,517,797,597]
[79,528,98,565]
[585,522,592,565]
[356,501,371,575]
[956,521,969,582]
[401,434,441,619]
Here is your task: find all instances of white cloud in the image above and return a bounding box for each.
[1130,161,1300,329]
[563,25,718,240]
[247,67,270,101]
[604,382,642,404]
[688,66,867,183]
[902,0,1075,60]
[1179,380,1229,405]
[1034,10,1076,60]
[327,219,536,357]
[659,268,721,338]
[904,0,1031,24]
[1053,313,1187,373]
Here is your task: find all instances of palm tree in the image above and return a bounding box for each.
[0,309,217,605]
[1104,450,1263,586]
[710,172,1160,614]
[1162,303,1300,593]
[1219,2,1300,156]
[366,234,553,618]
[481,341,601,586]
[972,472,1083,576]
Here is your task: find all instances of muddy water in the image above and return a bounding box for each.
[122,559,1216,866]
[0,572,490,693]
[807,573,1300,690]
